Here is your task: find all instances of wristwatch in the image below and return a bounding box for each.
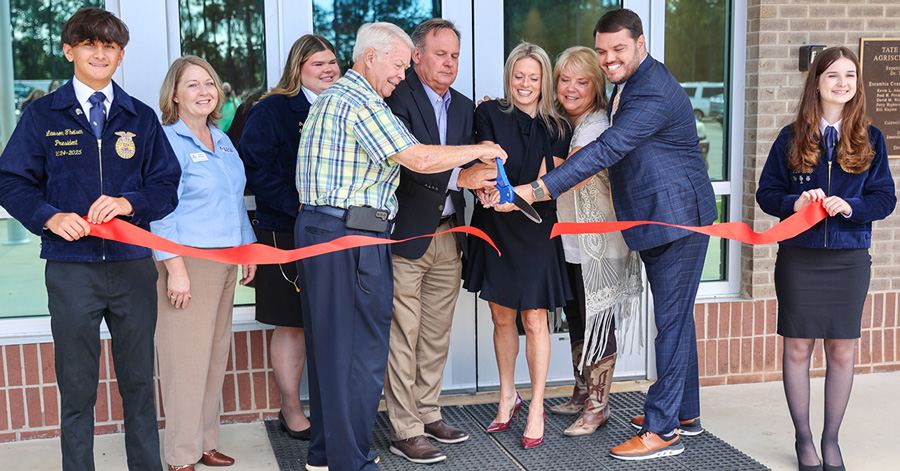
[530,181,546,201]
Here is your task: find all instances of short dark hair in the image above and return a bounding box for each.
[412,18,461,50]
[61,7,130,48]
[594,8,643,40]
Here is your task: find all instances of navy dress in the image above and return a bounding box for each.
[464,100,571,310]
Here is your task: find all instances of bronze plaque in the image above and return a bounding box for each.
[860,38,900,158]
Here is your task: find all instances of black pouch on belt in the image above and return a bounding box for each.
[345,206,390,232]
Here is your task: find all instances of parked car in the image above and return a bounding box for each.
[681,81,723,120]
[709,93,725,122]
[697,118,710,169]
[13,82,35,119]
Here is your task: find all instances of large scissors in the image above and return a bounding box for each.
[494,158,542,224]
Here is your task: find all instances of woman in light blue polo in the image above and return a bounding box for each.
[152,55,256,471]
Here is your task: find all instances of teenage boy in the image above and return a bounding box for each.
[0,8,180,471]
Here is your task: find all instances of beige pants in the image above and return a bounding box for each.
[384,220,462,440]
[156,257,237,466]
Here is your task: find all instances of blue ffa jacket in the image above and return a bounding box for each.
[239,92,311,233]
[757,124,896,249]
[0,80,180,262]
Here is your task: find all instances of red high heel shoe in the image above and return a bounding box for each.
[486,392,523,432]
[521,412,546,449]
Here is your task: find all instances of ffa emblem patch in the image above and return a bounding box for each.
[299,120,304,133]
[114,131,136,159]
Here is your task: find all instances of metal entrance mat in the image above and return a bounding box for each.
[265,391,769,470]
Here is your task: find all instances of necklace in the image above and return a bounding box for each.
[272,231,300,292]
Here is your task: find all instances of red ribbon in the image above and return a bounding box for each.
[551,200,827,245]
[87,218,500,265]
[85,202,825,265]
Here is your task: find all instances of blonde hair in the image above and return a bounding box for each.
[352,22,413,64]
[553,46,608,116]
[501,42,567,137]
[159,55,224,126]
[263,34,337,100]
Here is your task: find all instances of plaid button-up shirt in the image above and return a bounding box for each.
[296,69,419,218]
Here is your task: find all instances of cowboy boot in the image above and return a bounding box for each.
[563,353,616,436]
[550,340,589,415]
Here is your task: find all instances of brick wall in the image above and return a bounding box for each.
[0,330,281,443]
[695,294,900,387]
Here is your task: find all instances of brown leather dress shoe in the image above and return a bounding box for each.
[610,430,684,460]
[168,466,195,471]
[424,419,469,444]
[390,435,447,464]
[201,449,235,466]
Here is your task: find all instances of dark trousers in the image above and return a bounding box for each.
[45,259,161,471]
[638,232,709,435]
[296,209,393,471]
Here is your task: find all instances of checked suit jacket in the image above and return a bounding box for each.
[385,70,475,259]
[542,54,717,251]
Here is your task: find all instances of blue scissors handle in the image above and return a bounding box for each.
[495,158,514,204]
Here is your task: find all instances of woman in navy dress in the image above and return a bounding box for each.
[464,42,571,449]
[757,46,895,471]
[238,34,340,439]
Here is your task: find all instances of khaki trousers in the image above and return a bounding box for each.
[156,257,237,466]
[384,219,462,440]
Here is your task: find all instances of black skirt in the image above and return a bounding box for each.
[774,245,870,339]
[253,228,304,328]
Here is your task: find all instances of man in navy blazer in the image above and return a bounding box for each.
[382,19,495,464]
[515,9,717,460]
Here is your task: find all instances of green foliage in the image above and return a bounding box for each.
[313,0,438,71]
[10,0,103,81]
[664,0,728,83]
[179,0,267,96]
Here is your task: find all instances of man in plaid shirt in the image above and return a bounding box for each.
[294,22,504,471]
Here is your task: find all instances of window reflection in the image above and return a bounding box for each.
[665,0,729,182]
[503,0,620,61]
[312,0,439,71]
[179,0,267,134]
[701,196,727,282]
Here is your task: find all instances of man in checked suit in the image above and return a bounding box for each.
[382,18,496,464]
[514,9,717,460]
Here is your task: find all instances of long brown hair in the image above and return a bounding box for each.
[789,46,872,173]
[262,34,337,101]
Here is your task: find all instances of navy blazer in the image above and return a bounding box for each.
[757,124,896,249]
[0,79,180,262]
[385,70,475,259]
[239,92,311,232]
[542,55,717,251]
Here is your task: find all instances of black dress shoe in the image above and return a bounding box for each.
[279,410,311,440]
[823,464,845,471]
[795,441,823,471]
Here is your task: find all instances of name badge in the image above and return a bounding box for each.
[190,152,209,162]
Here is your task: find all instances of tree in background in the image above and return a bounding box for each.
[179,0,267,98]
[313,0,437,72]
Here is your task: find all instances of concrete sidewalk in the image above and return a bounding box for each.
[2,371,898,470]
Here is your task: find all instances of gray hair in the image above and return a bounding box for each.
[411,18,461,50]
[352,22,414,63]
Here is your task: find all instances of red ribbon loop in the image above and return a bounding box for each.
[87,218,500,265]
[550,200,827,245]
